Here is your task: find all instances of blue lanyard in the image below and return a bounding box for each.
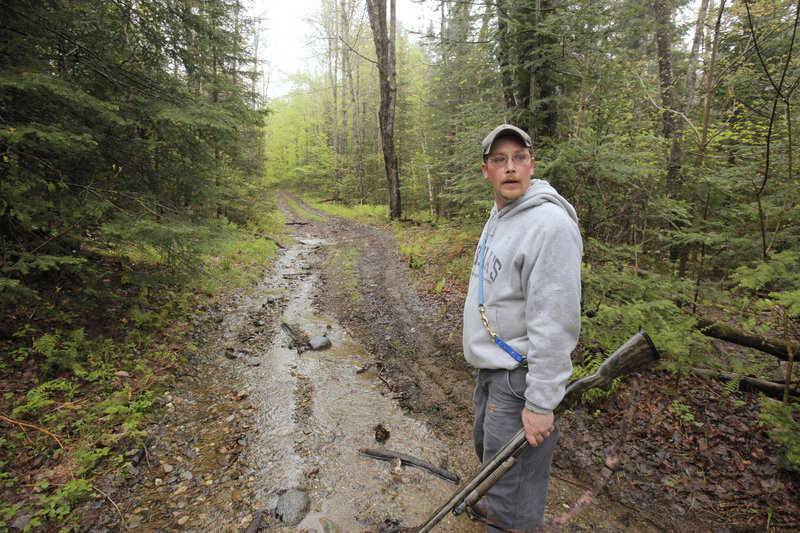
[478,236,527,366]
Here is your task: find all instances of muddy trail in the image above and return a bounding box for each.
[107,191,781,533]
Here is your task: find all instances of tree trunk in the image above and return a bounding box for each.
[495,0,515,111]
[654,0,676,143]
[693,317,800,363]
[420,129,436,218]
[668,0,709,187]
[692,368,798,400]
[654,0,680,263]
[343,37,364,202]
[670,0,710,274]
[327,1,342,200]
[366,0,401,219]
[697,0,726,169]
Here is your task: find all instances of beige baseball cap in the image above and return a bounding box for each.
[481,124,532,158]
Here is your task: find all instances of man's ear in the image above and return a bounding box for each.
[481,164,489,180]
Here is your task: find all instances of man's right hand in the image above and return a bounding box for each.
[521,408,555,447]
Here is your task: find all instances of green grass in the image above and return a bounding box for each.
[303,194,389,222]
[285,195,326,221]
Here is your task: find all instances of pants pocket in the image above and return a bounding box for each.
[505,367,527,401]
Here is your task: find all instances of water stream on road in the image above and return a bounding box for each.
[125,237,480,532]
[241,238,478,531]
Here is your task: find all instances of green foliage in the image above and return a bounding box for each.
[759,398,800,471]
[732,252,800,328]
[12,380,64,419]
[1,0,266,305]
[102,216,228,273]
[434,278,447,294]
[669,399,704,430]
[580,243,706,370]
[29,478,92,530]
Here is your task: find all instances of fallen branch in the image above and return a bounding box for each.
[280,322,311,354]
[693,316,800,362]
[376,370,395,392]
[93,485,129,531]
[260,234,285,249]
[692,367,799,400]
[0,414,65,450]
[359,448,460,483]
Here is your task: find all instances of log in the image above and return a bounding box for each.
[246,231,285,248]
[280,322,310,353]
[692,317,800,363]
[258,234,285,248]
[692,367,799,400]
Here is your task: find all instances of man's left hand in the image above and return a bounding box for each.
[521,408,555,447]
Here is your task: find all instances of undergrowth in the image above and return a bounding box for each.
[0,201,286,531]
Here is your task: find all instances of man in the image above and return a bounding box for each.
[463,124,582,531]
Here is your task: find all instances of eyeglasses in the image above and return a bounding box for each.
[486,153,531,168]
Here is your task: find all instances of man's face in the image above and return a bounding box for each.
[481,136,535,209]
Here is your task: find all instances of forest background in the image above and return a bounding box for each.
[1,0,798,530]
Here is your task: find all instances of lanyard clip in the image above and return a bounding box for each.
[478,304,498,341]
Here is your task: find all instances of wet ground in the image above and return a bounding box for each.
[118,227,481,531]
[113,192,752,532]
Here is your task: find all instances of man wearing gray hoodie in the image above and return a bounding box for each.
[463,124,582,531]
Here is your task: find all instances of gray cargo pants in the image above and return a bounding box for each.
[472,366,559,532]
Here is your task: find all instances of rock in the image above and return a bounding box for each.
[162,463,174,474]
[225,347,237,359]
[275,489,310,526]
[390,457,402,475]
[10,513,31,530]
[180,470,193,481]
[319,517,341,533]
[309,335,332,350]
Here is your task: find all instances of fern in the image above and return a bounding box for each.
[759,398,800,471]
[722,375,741,397]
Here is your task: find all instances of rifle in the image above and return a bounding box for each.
[414,331,660,533]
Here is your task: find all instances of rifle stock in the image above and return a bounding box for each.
[414,331,659,533]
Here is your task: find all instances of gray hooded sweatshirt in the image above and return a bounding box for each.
[463,179,582,414]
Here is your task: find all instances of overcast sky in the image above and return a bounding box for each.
[250,0,437,99]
